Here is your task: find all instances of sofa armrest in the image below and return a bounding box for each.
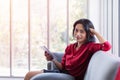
[84,51,120,80]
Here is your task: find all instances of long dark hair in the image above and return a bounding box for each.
[73,18,96,43]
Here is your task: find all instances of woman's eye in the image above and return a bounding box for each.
[75,29,78,32]
[75,29,85,34]
[80,30,84,33]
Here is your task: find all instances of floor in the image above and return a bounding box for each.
[0,78,24,80]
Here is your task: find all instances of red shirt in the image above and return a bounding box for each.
[61,41,111,80]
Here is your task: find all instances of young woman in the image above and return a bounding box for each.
[24,18,111,80]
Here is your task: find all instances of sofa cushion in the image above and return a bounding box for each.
[31,73,74,80]
[84,51,120,80]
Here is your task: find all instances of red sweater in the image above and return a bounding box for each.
[61,41,111,80]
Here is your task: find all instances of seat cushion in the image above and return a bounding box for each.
[31,73,75,80]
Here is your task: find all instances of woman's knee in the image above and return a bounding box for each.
[25,71,33,77]
[24,70,43,80]
[24,71,33,80]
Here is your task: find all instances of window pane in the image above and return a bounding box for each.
[69,0,87,43]
[0,0,88,77]
[0,0,10,76]
[49,0,67,52]
[12,0,28,77]
[30,0,47,70]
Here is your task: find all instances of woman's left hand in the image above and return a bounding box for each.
[89,28,96,35]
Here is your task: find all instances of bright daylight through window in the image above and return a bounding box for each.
[0,0,87,77]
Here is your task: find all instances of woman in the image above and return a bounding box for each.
[24,18,111,80]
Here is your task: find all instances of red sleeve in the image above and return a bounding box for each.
[61,44,71,70]
[89,41,111,53]
[61,53,66,70]
[101,41,111,51]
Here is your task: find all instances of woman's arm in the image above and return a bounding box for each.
[52,59,62,70]
[89,28,111,51]
[45,51,62,70]
[89,28,106,43]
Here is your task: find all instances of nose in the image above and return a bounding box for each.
[76,32,80,36]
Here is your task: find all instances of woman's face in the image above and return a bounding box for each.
[73,24,87,44]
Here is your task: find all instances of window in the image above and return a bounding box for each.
[0,0,87,77]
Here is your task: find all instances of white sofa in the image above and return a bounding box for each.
[31,51,120,80]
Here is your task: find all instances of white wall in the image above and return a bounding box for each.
[87,0,100,32]
[88,0,119,56]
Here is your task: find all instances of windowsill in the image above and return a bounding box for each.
[0,78,23,80]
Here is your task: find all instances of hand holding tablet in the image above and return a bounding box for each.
[40,46,57,59]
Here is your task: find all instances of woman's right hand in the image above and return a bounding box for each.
[44,51,53,61]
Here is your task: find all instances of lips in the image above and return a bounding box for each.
[76,36,81,39]
[76,38,82,41]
